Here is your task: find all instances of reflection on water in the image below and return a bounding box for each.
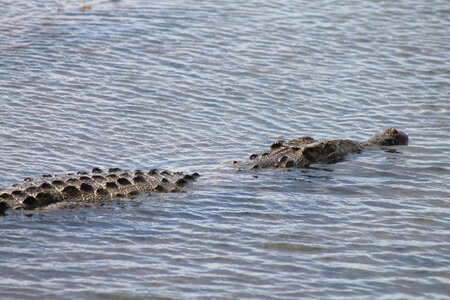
[0,0,449,299]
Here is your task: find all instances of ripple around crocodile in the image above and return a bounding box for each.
[0,128,408,214]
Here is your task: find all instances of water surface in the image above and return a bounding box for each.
[0,0,449,299]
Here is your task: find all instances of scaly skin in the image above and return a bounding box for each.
[247,136,317,168]
[0,128,409,214]
[243,128,408,169]
[0,168,199,214]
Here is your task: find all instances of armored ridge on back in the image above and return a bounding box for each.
[0,168,199,214]
[242,128,408,169]
[0,128,408,215]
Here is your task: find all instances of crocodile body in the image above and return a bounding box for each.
[0,128,408,215]
[244,128,408,169]
[0,168,198,214]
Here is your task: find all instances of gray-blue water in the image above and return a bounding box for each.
[1,1,449,299]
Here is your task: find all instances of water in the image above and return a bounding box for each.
[0,0,449,299]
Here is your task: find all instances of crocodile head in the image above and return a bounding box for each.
[367,128,408,146]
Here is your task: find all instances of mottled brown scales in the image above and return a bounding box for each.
[105,182,118,189]
[117,178,131,185]
[0,193,12,200]
[0,168,198,213]
[62,186,81,198]
[127,191,140,198]
[133,175,147,183]
[96,188,110,196]
[92,175,106,182]
[25,187,38,193]
[12,190,25,196]
[0,128,407,215]
[22,196,37,207]
[175,178,187,187]
[40,182,53,189]
[153,185,165,192]
[80,183,94,193]
[35,192,59,206]
[242,128,408,169]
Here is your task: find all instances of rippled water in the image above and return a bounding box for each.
[1,0,449,299]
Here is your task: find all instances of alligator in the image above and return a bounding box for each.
[0,128,408,215]
[240,128,408,169]
[0,168,199,214]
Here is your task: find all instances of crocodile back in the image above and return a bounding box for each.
[0,168,198,212]
[248,136,316,168]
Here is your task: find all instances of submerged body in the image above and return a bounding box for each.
[0,168,198,214]
[0,128,408,214]
[245,128,408,169]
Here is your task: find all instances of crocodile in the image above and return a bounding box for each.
[241,128,408,169]
[0,168,199,214]
[0,128,408,215]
